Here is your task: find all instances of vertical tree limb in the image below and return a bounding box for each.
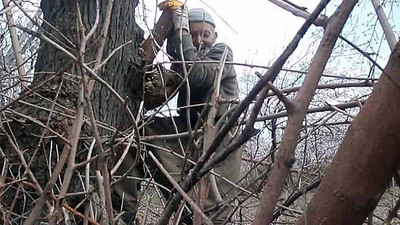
[96,171,109,225]
[52,3,91,222]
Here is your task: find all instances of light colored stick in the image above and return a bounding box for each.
[327,102,356,118]
[85,138,96,222]
[2,0,28,88]
[96,171,109,225]
[267,0,328,27]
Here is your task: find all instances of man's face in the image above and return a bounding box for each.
[189,22,217,53]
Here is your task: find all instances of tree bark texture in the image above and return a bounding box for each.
[295,41,400,225]
[0,0,143,223]
[35,0,143,128]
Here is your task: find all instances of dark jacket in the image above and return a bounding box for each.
[167,34,239,122]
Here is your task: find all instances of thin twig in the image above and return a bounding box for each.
[94,40,133,71]
[267,81,295,113]
[0,114,45,195]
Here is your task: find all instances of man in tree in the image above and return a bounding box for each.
[114,3,241,224]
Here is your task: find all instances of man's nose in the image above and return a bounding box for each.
[192,35,202,48]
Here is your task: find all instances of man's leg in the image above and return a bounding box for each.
[113,150,143,224]
[145,117,188,191]
[145,117,194,224]
[145,117,242,224]
[206,128,242,225]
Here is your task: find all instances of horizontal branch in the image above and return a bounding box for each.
[266,81,373,97]
[251,100,365,124]
[148,60,378,81]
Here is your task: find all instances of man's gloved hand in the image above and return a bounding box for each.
[143,67,182,110]
[158,0,189,32]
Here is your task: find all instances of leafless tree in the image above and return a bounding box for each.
[0,0,399,224]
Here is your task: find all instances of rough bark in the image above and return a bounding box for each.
[295,41,400,225]
[0,0,143,223]
[35,0,143,127]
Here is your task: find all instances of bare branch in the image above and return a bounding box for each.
[267,0,328,27]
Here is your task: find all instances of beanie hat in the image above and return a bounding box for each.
[188,8,215,27]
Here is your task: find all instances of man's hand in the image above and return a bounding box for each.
[158,0,189,32]
[143,68,182,110]
[158,0,183,11]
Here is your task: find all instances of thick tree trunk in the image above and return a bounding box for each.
[0,0,143,223]
[295,41,400,225]
[35,0,143,127]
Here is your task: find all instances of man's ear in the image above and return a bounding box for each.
[213,31,218,43]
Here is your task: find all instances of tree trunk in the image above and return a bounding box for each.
[295,41,400,225]
[34,0,143,127]
[0,0,143,223]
